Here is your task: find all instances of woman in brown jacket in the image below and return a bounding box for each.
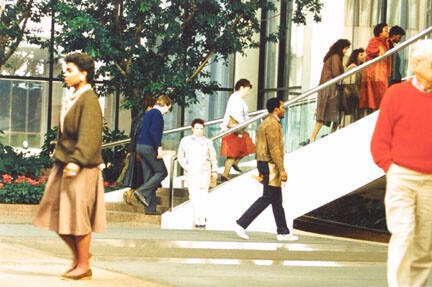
[302,39,351,145]
[33,53,106,280]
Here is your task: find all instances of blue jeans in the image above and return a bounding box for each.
[136,144,168,213]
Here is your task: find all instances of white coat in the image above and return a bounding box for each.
[177,135,218,189]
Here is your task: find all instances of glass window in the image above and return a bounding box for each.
[387,0,402,26]
[0,79,48,148]
[264,3,280,90]
[428,0,432,27]
[407,0,419,30]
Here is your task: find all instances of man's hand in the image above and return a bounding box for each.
[64,162,80,177]
[280,170,288,182]
[211,172,218,183]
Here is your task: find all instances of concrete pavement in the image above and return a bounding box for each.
[0,223,391,287]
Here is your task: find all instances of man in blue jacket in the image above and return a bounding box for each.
[134,95,172,215]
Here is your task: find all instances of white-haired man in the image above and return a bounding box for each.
[371,39,432,287]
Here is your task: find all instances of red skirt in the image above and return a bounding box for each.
[221,132,256,158]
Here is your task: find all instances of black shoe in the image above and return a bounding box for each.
[221,175,231,182]
[145,211,161,215]
[299,139,310,146]
[233,165,242,172]
[195,224,206,228]
[133,191,149,207]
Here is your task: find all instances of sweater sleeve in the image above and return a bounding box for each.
[370,90,394,172]
[149,111,164,148]
[70,93,103,166]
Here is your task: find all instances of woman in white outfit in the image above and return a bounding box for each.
[178,118,218,228]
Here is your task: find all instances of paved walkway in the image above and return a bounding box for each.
[0,223,392,287]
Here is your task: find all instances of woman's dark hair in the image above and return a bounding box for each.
[234,79,252,91]
[142,96,156,110]
[64,52,95,83]
[346,48,365,67]
[266,98,281,113]
[323,39,351,62]
[373,23,388,37]
[191,118,205,128]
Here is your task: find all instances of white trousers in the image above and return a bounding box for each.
[189,188,208,225]
[386,164,432,287]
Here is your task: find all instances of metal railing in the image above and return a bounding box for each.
[101,86,302,150]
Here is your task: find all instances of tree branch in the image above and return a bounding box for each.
[114,0,123,37]
[4,0,32,63]
[187,13,243,83]
[114,60,127,77]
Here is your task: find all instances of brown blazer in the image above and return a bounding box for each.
[53,90,103,167]
[255,114,285,186]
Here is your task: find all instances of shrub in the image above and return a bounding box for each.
[0,174,47,204]
[0,144,52,179]
[40,126,58,158]
[101,124,129,184]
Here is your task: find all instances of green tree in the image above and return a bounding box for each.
[49,0,322,118]
[0,0,44,69]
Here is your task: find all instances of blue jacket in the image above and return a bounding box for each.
[138,108,164,148]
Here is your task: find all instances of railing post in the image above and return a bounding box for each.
[169,156,177,211]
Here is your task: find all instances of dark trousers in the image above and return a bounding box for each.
[136,144,168,212]
[237,161,289,235]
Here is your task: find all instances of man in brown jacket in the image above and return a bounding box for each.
[234,98,298,241]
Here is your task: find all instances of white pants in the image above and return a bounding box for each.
[386,164,432,287]
[189,188,208,225]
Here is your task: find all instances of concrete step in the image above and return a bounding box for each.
[0,203,164,227]
[106,210,161,228]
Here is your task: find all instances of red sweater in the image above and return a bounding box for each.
[371,81,432,173]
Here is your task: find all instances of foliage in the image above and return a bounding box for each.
[44,0,322,119]
[0,0,46,70]
[40,126,58,158]
[307,195,387,231]
[103,180,121,192]
[101,123,129,184]
[0,143,52,179]
[0,174,47,204]
[292,0,323,25]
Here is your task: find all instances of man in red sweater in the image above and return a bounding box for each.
[371,39,432,287]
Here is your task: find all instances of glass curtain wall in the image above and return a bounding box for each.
[263,0,280,105]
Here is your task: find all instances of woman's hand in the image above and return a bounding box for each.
[64,162,80,177]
